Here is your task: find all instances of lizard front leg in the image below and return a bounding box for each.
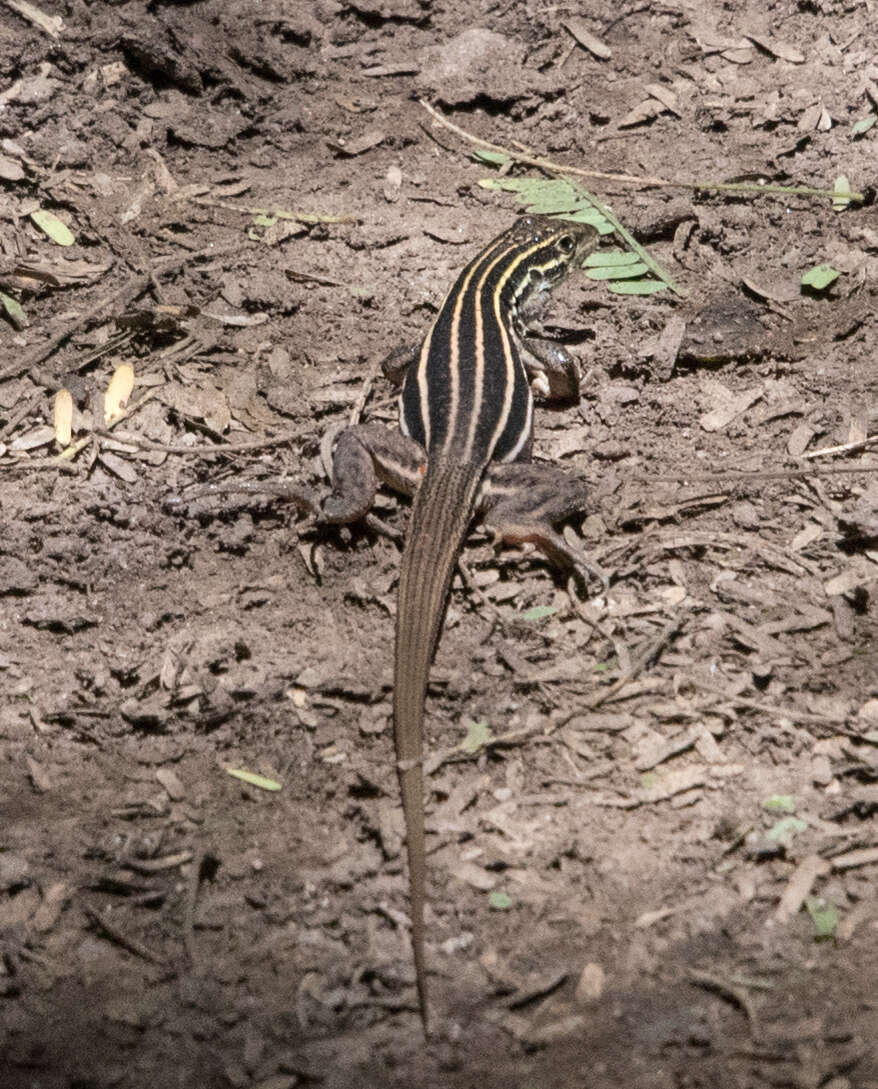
[517,335,581,401]
[479,462,607,589]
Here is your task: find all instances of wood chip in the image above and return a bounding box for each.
[634,728,697,771]
[574,961,606,1003]
[640,766,710,810]
[775,854,830,921]
[745,33,805,64]
[362,63,419,77]
[383,163,402,203]
[644,82,681,115]
[830,846,878,871]
[98,451,139,484]
[787,421,815,456]
[617,99,665,128]
[155,767,185,801]
[562,19,612,59]
[824,564,877,597]
[32,881,70,932]
[699,383,763,432]
[453,861,497,891]
[649,314,686,380]
[26,755,52,792]
[328,129,386,157]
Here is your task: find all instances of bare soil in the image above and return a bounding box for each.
[1,2,877,1087]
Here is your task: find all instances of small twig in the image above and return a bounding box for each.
[426,722,545,775]
[3,0,61,38]
[83,905,167,965]
[0,454,77,474]
[418,100,864,203]
[688,969,759,1031]
[688,680,855,729]
[182,848,204,964]
[586,614,684,710]
[802,434,878,460]
[185,196,358,225]
[0,242,244,387]
[95,428,302,457]
[644,462,878,485]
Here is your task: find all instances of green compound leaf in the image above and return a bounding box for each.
[801,264,840,291]
[460,720,494,754]
[471,149,512,166]
[479,175,683,296]
[521,604,557,621]
[851,115,876,138]
[586,262,650,280]
[805,896,838,939]
[607,279,667,295]
[766,816,807,845]
[762,795,797,813]
[583,249,643,267]
[488,891,513,910]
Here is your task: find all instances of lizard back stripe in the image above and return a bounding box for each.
[400,225,574,467]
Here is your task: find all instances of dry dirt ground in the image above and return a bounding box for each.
[1,1,878,1087]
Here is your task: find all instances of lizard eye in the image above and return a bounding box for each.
[556,234,576,255]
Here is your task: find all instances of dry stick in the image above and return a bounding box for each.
[419,100,865,202]
[803,434,878,460]
[0,388,162,474]
[95,428,303,457]
[0,242,244,387]
[644,462,878,485]
[586,614,684,711]
[186,196,358,225]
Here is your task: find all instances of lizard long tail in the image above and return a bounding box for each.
[394,458,485,1032]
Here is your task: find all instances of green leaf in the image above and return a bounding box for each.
[251,214,277,228]
[606,279,667,295]
[583,249,643,268]
[521,604,557,621]
[471,149,512,166]
[801,263,840,291]
[585,262,651,281]
[479,177,612,229]
[0,291,27,330]
[225,767,282,791]
[479,174,685,296]
[640,772,659,789]
[851,115,876,137]
[805,896,837,939]
[460,719,493,754]
[766,816,807,844]
[762,794,796,813]
[30,209,75,246]
[488,890,513,910]
[832,175,852,212]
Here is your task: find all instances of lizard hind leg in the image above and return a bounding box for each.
[480,462,608,590]
[322,423,426,525]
